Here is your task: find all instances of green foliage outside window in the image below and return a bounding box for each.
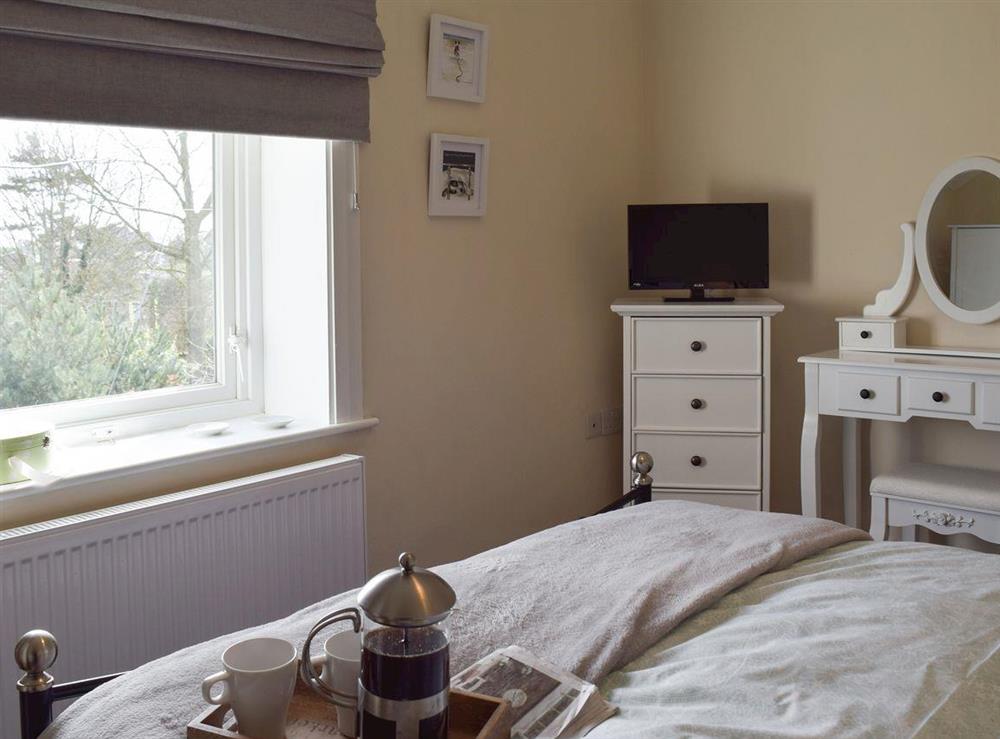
[0,121,216,411]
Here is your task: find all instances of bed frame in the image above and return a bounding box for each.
[12,452,653,739]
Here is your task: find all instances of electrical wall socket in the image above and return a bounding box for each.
[586,407,623,439]
[601,407,622,435]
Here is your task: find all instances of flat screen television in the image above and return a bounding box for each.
[628,203,769,301]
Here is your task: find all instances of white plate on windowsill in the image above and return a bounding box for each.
[186,422,230,437]
[253,415,295,430]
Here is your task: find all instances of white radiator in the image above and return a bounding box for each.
[0,455,366,738]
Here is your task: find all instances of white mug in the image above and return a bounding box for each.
[202,637,297,739]
[310,629,361,738]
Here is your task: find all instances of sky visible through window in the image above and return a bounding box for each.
[0,120,216,412]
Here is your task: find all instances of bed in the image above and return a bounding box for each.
[16,485,1000,738]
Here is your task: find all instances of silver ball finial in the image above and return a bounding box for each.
[630,451,654,487]
[15,630,57,693]
[398,552,416,572]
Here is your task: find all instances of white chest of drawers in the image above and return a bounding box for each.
[612,298,784,511]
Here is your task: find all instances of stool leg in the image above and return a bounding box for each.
[869,495,888,541]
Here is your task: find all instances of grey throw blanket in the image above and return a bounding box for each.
[45,502,868,738]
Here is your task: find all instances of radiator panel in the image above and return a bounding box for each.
[0,455,365,738]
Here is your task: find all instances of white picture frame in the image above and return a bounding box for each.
[426,15,489,103]
[428,134,489,217]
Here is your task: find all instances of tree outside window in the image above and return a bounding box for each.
[0,120,217,411]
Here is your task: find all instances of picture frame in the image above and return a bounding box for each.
[426,15,489,103]
[428,134,489,217]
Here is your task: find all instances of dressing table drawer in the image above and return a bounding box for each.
[632,318,761,375]
[983,382,1000,426]
[838,318,906,351]
[834,371,900,416]
[634,432,761,490]
[905,377,974,416]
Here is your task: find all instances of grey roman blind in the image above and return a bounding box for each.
[0,0,385,140]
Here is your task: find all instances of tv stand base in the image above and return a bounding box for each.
[662,288,735,303]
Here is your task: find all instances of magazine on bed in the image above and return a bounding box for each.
[451,646,617,738]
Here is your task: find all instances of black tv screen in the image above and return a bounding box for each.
[628,203,769,290]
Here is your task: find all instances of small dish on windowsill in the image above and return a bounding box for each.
[252,415,295,430]
[186,422,231,438]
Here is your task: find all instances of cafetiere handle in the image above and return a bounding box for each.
[300,607,362,708]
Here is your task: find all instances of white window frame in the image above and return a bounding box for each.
[328,140,363,423]
[1,131,366,446]
[1,131,264,436]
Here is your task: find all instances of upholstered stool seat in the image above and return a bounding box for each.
[869,463,1000,544]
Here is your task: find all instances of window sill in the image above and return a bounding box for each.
[0,415,379,503]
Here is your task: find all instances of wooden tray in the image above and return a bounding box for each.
[188,679,510,739]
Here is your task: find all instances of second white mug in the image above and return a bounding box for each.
[311,629,362,738]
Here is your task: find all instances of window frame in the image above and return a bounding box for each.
[0,129,263,435]
[1,130,365,443]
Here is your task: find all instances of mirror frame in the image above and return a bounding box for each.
[915,155,1000,325]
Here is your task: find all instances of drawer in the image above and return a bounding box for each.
[838,319,905,351]
[984,382,1000,426]
[633,376,761,432]
[632,318,761,375]
[905,376,974,416]
[835,371,900,416]
[634,432,761,490]
[652,489,761,511]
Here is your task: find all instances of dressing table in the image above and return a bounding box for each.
[800,156,1000,528]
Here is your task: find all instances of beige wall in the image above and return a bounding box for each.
[0,1,645,573]
[641,0,1000,523]
[354,0,644,569]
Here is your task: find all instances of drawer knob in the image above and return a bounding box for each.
[932,391,945,403]
[690,398,704,410]
[860,330,872,339]
[690,340,704,352]
[859,388,873,400]
[690,455,703,467]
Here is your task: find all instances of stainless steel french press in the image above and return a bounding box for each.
[301,552,456,739]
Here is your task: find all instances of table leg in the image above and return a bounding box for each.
[801,363,822,518]
[843,418,866,529]
[869,494,888,541]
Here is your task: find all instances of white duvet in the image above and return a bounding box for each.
[591,541,1000,738]
[41,504,999,738]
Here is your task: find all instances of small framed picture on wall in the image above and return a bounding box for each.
[427,15,489,103]
[428,134,489,217]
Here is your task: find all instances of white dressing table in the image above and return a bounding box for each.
[799,156,1000,531]
[799,350,1000,525]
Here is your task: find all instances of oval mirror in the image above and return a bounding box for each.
[915,156,1000,324]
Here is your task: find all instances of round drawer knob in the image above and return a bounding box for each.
[690,340,704,352]
[932,391,945,403]
[859,388,873,400]
[860,330,872,339]
[690,455,703,467]
[690,398,704,410]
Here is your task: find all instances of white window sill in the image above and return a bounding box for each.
[0,415,379,503]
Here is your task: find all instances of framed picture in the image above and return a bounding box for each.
[428,134,489,217]
[426,15,489,103]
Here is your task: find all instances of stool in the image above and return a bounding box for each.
[870,463,1000,545]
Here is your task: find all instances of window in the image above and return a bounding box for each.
[1,121,363,439]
